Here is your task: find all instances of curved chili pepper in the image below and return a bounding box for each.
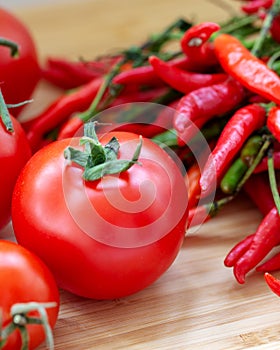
[25,77,103,152]
[112,56,201,87]
[243,173,276,215]
[264,273,280,297]
[148,55,227,94]
[57,115,84,140]
[267,106,280,143]
[42,56,122,89]
[173,78,246,144]
[224,234,255,268]
[241,0,273,14]
[254,150,280,173]
[231,206,280,283]
[180,22,220,66]
[213,33,280,105]
[199,104,266,197]
[257,252,280,272]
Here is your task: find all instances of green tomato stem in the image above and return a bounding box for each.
[0,88,13,133]
[0,37,19,57]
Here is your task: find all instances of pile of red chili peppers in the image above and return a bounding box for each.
[19,0,280,297]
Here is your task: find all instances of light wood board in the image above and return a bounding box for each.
[3,0,280,349]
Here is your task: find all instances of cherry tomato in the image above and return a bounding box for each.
[12,131,188,299]
[0,240,60,350]
[0,7,41,117]
[0,116,31,230]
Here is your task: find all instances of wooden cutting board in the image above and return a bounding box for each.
[3,0,280,349]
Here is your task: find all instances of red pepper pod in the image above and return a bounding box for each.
[112,56,204,87]
[26,77,103,152]
[148,55,227,94]
[200,103,266,197]
[264,272,280,297]
[257,252,280,272]
[213,33,280,105]
[270,14,280,44]
[233,206,280,284]
[254,151,280,173]
[241,0,273,14]
[267,106,280,143]
[224,234,255,268]
[243,173,276,215]
[181,22,220,66]
[173,78,245,143]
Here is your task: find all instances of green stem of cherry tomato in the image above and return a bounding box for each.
[0,302,57,350]
[0,88,13,132]
[0,36,19,57]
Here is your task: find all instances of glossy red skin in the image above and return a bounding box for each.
[0,7,40,116]
[12,132,188,299]
[0,240,59,350]
[0,116,31,230]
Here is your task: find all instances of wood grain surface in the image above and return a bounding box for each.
[3,0,280,349]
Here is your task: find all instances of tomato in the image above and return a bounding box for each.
[0,7,40,117]
[0,116,31,230]
[12,131,188,299]
[0,240,59,350]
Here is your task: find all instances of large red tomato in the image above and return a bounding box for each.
[12,130,188,299]
[0,116,31,230]
[0,240,60,350]
[0,7,41,117]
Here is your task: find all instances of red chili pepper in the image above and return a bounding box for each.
[112,56,201,87]
[254,150,280,173]
[267,106,280,143]
[264,273,280,297]
[230,206,280,284]
[224,234,255,268]
[213,33,280,105]
[257,252,280,272]
[57,86,170,140]
[199,104,266,197]
[57,115,84,140]
[241,0,273,14]
[270,14,280,43]
[25,77,103,152]
[187,204,212,228]
[185,162,201,209]
[243,173,276,215]
[173,78,246,144]
[180,22,220,67]
[42,56,121,89]
[148,55,227,94]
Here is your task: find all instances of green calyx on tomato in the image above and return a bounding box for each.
[0,302,57,350]
[64,121,143,181]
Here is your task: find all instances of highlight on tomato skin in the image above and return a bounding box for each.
[11,128,189,300]
[0,240,60,350]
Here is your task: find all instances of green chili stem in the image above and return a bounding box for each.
[251,0,280,56]
[267,148,280,214]
[0,88,13,133]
